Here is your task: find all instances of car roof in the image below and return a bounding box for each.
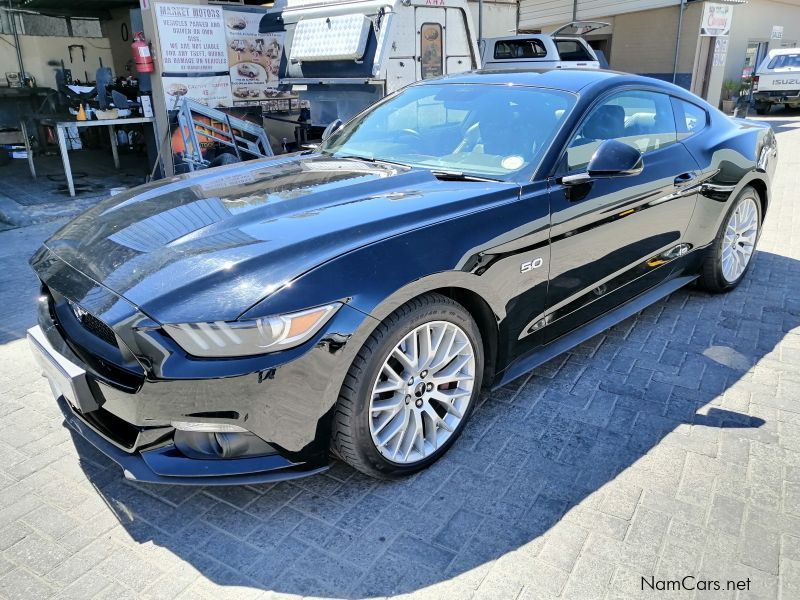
[484,34,581,42]
[767,47,799,56]
[426,68,648,93]
[484,34,551,41]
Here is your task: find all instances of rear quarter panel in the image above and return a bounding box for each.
[679,112,776,251]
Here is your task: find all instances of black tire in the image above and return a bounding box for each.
[331,293,484,479]
[697,186,762,293]
[209,152,239,167]
[755,104,771,115]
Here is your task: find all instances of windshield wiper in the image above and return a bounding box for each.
[336,154,410,169]
[430,170,503,183]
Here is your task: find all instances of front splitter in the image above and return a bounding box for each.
[57,396,329,486]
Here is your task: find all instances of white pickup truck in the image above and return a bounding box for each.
[752,48,800,115]
[480,22,608,71]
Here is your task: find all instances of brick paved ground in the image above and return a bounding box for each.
[1,114,800,600]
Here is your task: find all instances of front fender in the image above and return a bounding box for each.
[242,182,551,407]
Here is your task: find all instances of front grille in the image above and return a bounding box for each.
[42,285,145,394]
[70,303,118,347]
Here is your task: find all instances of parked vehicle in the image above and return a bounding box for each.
[753,48,800,114]
[28,69,776,484]
[480,22,607,71]
[272,0,483,130]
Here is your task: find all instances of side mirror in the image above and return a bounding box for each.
[562,139,644,185]
[321,119,343,141]
[588,139,643,177]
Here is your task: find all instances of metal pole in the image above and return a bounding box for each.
[478,0,483,44]
[7,0,26,82]
[573,0,578,22]
[672,0,686,84]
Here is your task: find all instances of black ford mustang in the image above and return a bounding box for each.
[28,70,776,484]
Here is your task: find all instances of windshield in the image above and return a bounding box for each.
[767,53,800,69]
[319,83,576,180]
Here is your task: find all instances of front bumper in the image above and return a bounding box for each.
[754,90,800,103]
[28,324,330,485]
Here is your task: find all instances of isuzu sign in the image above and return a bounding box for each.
[700,3,733,37]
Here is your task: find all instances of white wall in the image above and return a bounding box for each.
[723,0,800,83]
[468,0,518,38]
[519,0,681,30]
[0,34,113,88]
[101,8,135,77]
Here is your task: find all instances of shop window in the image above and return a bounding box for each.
[21,14,69,36]
[70,19,103,39]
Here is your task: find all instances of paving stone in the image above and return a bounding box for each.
[561,553,616,600]
[536,522,588,572]
[739,514,781,575]
[0,567,56,600]
[707,493,746,536]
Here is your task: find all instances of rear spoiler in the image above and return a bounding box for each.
[550,21,609,36]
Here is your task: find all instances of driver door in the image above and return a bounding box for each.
[543,89,700,342]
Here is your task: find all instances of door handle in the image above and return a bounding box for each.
[674,172,698,187]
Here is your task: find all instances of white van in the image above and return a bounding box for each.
[275,0,481,127]
[480,22,607,71]
[753,48,800,114]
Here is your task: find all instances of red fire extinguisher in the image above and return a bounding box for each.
[131,32,154,74]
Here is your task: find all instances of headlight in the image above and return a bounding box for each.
[163,303,340,357]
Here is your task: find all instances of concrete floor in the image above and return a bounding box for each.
[0,148,149,230]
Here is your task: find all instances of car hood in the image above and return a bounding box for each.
[39,154,517,324]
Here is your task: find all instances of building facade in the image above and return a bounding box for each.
[518,0,800,108]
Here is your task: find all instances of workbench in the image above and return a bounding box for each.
[38,116,156,197]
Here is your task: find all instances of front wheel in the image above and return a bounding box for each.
[331,293,483,479]
[698,186,761,293]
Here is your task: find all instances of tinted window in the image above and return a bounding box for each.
[672,98,707,140]
[567,91,678,171]
[321,84,576,179]
[493,39,547,60]
[420,23,443,79]
[767,53,800,69]
[555,39,593,61]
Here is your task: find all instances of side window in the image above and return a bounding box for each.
[767,53,800,69]
[420,24,443,79]
[493,39,547,60]
[672,98,708,140]
[566,90,678,172]
[554,39,593,61]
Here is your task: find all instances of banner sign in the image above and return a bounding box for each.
[713,37,728,67]
[162,75,233,110]
[224,9,285,102]
[700,3,733,37]
[155,3,228,73]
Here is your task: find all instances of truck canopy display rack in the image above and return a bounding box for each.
[175,98,273,171]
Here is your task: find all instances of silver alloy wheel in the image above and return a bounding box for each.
[368,320,476,464]
[721,196,759,283]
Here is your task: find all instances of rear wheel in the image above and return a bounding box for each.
[331,293,483,479]
[755,103,771,115]
[698,186,761,293]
